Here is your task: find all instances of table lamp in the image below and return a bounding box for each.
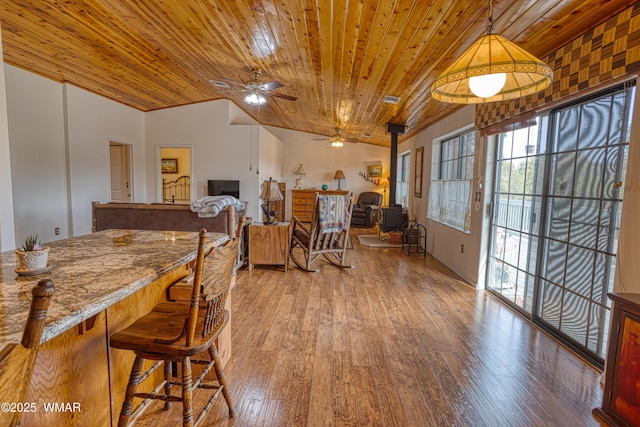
[259,178,283,225]
[333,170,346,190]
[294,164,306,189]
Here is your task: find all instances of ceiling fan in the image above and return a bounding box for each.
[210,68,297,105]
[314,128,361,147]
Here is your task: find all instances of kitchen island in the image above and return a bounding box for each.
[0,229,229,426]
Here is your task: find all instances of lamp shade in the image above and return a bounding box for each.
[259,178,283,202]
[295,164,306,175]
[378,177,390,188]
[431,33,553,104]
[333,170,346,180]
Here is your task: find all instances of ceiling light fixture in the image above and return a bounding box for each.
[430,0,553,104]
[331,140,344,148]
[244,90,266,105]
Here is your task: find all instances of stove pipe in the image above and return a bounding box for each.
[386,123,406,207]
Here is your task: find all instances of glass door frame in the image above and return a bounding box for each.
[486,82,635,368]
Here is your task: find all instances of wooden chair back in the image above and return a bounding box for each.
[289,193,354,272]
[307,193,353,251]
[0,279,54,427]
[186,222,242,345]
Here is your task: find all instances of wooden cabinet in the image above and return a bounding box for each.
[248,222,292,271]
[291,189,348,222]
[594,293,640,426]
[23,267,191,427]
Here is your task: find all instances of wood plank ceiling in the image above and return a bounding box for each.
[1,0,636,146]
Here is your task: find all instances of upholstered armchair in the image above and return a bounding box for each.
[350,191,382,227]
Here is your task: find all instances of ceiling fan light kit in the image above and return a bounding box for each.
[431,1,553,104]
[244,91,266,105]
[214,68,297,106]
[315,127,362,147]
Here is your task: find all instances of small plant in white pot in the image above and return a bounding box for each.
[16,234,50,272]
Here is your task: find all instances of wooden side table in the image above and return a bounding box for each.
[248,222,292,271]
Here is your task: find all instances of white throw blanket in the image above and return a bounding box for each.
[191,196,245,218]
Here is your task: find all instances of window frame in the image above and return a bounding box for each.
[427,128,476,234]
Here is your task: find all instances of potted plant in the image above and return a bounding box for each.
[15,234,50,272]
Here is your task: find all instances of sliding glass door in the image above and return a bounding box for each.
[487,83,634,364]
[488,123,545,314]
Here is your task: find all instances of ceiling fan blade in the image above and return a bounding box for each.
[268,92,297,101]
[260,81,284,91]
[215,78,248,88]
[214,90,249,95]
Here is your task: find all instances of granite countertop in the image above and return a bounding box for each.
[0,229,228,347]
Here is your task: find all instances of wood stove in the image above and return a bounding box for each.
[378,123,407,233]
[379,206,404,232]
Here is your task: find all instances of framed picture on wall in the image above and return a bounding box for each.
[161,158,178,173]
[414,147,423,198]
[367,164,382,178]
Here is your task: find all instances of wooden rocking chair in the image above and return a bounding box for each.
[289,192,354,272]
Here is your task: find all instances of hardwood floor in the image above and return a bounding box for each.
[135,227,606,426]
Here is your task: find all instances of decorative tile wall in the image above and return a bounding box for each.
[476,3,640,129]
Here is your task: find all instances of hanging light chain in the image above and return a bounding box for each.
[486,0,494,34]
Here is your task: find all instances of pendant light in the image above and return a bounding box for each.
[431,0,553,104]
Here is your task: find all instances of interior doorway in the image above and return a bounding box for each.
[159,147,191,204]
[109,142,132,202]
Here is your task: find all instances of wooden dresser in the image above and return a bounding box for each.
[291,189,349,222]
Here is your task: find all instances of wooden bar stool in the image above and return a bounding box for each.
[110,229,238,427]
[0,279,55,427]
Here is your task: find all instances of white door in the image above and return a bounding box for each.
[110,143,131,202]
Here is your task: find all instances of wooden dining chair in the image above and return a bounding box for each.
[289,192,354,272]
[110,228,239,427]
[0,279,55,427]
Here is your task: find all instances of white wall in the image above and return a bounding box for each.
[145,100,267,219]
[614,87,640,293]
[266,126,391,219]
[5,65,67,245]
[257,127,283,222]
[4,65,145,242]
[0,30,15,250]
[64,85,145,235]
[398,106,483,286]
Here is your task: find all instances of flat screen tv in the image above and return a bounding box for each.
[207,180,240,199]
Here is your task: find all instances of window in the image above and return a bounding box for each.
[396,151,410,209]
[427,129,475,233]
